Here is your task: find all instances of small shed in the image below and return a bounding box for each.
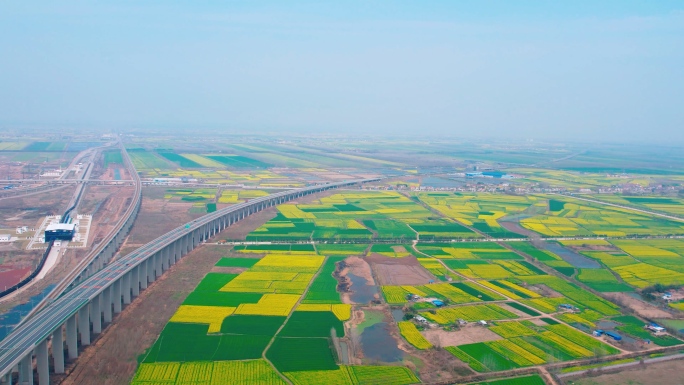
[431,300,445,307]
[605,331,622,341]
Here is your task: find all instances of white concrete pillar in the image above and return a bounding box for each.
[122,272,131,305]
[53,326,65,374]
[91,294,102,334]
[18,355,31,385]
[161,248,168,271]
[103,286,112,323]
[113,279,122,313]
[140,261,148,289]
[155,252,162,277]
[166,246,172,267]
[36,340,49,385]
[145,257,154,284]
[132,265,140,296]
[78,305,90,346]
[174,241,181,263]
[66,315,78,360]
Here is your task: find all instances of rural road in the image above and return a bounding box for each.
[557,352,684,379]
[559,194,684,223]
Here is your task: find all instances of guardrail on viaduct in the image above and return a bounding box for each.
[0,177,378,384]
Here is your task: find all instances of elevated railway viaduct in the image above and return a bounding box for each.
[0,177,378,384]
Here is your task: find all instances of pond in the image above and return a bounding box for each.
[347,272,379,304]
[540,242,601,269]
[339,341,350,364]
[596,320,620,330]
[360,322,405,362]
[391,308,405,322]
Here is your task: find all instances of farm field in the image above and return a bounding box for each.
[519,195,684,238]
[121,155,684,385]
[122,145,384,186]
[134,247,419,385]
[558,239,684,289]
[588,194,684,216]
[246,191,480,242]
[414,192,537,238]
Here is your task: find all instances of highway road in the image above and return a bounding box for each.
[0,177,377,379]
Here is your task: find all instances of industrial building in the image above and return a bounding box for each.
[44,223,76,242]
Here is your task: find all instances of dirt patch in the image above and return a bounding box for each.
[663,288,684,302]
[422,324,502,347]
[345,256,374,283]
[338,257,380,304]
[0,185,75,225]
[210,266,247,274]
[78,185,136,249]
[416,348,474,383]
[58,243,228,385]
[567,244,620,252]
[603,292,673,319]
[530,318,549,326]
[571,357,684,385]
[535,284,564,298]
[0,267,31,289]
[498,303,537,318]
[367,254,435,285]
[391,245,407,253]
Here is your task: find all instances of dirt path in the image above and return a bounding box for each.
[260,256,330,385]
[558,353,684,383]
[400,191,490,239]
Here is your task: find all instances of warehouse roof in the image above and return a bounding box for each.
[46,223,76,232]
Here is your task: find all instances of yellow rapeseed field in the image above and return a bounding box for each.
[170,305,235,333]
[235,294,300,316]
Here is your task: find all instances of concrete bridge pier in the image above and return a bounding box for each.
[181,236,188,256]
[91,295,102,334]
[52,327,65,374]
[66,315,78,360]
[78,305,90,345]
[139,261,148,290]
[132,265,140,296]
[161,248,168,272]
[102,286,112,323]
[18,354,31,385]
[145,257,154,285]
[1,371,12,385]
[35,340,48,385]
[112,279,122,314]
[174,240,181,264]
[166,246,173,267]
[155,252,162,278]
[122,272,131,305]
[133,267,140,293]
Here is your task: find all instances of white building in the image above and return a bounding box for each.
[0,234,10,242]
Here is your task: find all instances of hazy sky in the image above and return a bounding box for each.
[1,1,682,142]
